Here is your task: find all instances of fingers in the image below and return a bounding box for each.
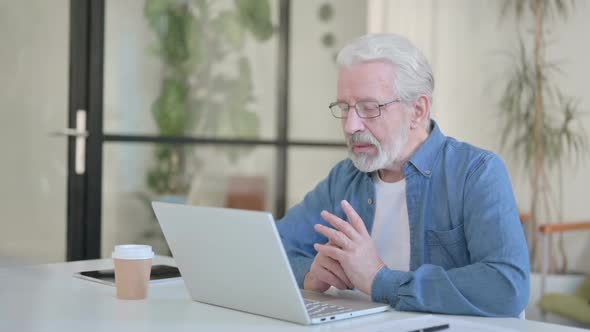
[314,243,342,261]
[316,201,369,243]
[317,254,353,289]
[309,248,351,291]
[341,200,369,237]
[315,267,348,290]
[319,210,359,241]
[310,203,370,292]
[304,272,331,293]
[314,223,351,249]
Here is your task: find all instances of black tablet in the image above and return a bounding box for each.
[74,264,181,286]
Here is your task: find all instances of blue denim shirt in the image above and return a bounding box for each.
[276,121,529,317]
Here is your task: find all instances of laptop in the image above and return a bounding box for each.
[152,202,389,325]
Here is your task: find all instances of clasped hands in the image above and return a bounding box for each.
[304,200,384,296]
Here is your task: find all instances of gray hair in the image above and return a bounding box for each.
[336,33,435,106]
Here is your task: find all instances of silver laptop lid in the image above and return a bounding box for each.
[152,202,311,324]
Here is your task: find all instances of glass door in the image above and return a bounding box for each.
[96,0,285,257]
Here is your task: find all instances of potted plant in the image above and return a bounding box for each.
[497,0,587,272]
[138,0,275,252]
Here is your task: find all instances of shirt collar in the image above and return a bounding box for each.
[405,120,445,178]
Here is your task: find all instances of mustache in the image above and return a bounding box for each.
[348,132,379,147]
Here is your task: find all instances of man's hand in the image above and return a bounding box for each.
[313,200,385,295]
[304,240,353,292]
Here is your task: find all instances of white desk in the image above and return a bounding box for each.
[0,256,586,332]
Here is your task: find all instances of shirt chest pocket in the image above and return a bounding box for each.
[425,224,470,269]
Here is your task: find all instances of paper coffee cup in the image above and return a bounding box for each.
[112,245,154,300]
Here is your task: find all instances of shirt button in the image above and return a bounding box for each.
[368,198,373,205]
[425,170,431,175]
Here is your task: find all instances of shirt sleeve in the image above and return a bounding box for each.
[371,154,530,317]
[276,166,337,288]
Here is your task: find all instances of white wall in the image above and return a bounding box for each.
[289,0,367,141]
[368,0,590,273]
[0,0,69,263]
[287,0,367,207]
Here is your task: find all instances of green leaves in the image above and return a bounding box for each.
[212,10,245,51]
[144,0,176,30]
[145,0,274,141]
[235,0,274,41]
[145,0,193,67]
[196,58,259,138]
[226,58,259,138]
[152,79,188,136]
[147,145,188,194]
[163,8,192,65]
[144,0,275,194]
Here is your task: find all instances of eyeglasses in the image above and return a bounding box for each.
[328,99,401,119]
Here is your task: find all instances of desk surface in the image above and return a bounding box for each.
[0,256,586,332]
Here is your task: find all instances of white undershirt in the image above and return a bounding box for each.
[370,175,410,272]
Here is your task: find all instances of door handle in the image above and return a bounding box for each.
[52,128,89,137]
[52,110,87,175]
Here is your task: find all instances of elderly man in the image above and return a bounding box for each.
[276,33,529,317]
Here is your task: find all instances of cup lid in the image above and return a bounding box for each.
[112,244,154,260]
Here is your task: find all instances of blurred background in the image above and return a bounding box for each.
[1,0,589,327]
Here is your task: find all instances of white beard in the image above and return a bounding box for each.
[347,123,409,173]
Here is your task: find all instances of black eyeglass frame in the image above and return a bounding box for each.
[328,99,402,119]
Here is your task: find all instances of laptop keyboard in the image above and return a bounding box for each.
[304,299,353,318]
